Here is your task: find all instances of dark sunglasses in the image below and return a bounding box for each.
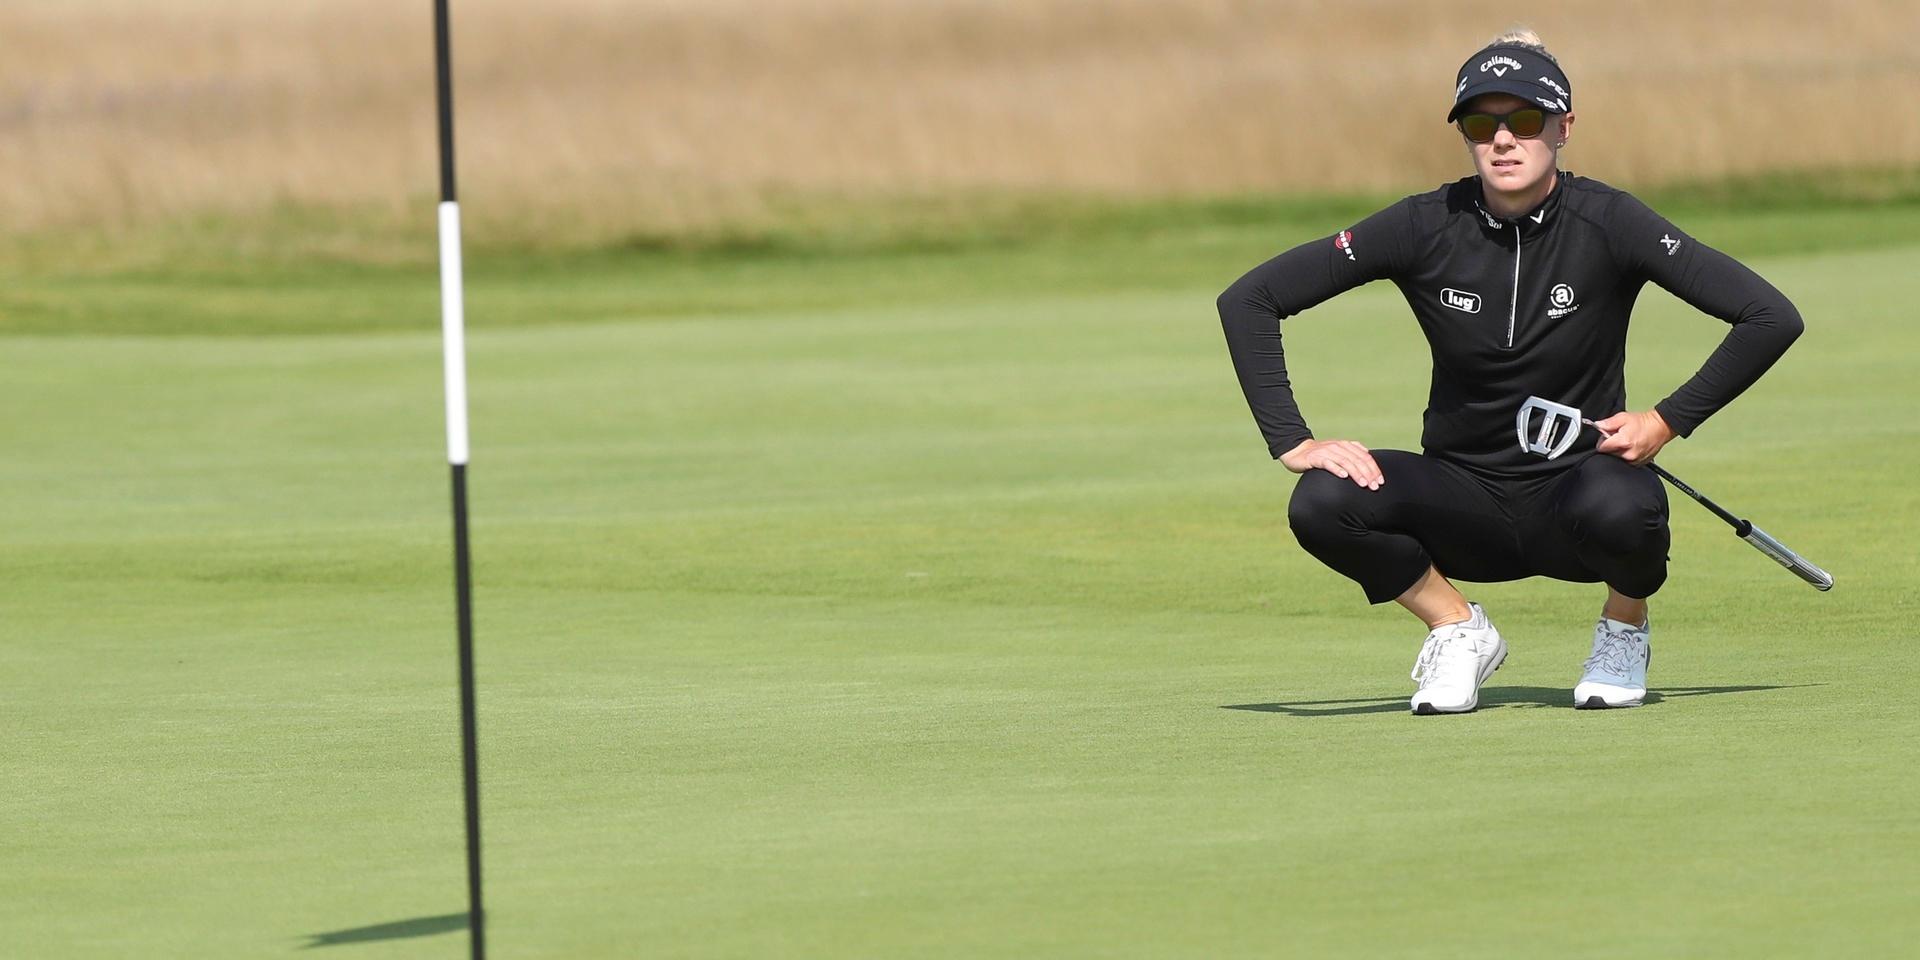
[1457,108,1550,143]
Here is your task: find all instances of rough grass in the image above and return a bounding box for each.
[5,175,1920,337]
[5,0,1917,249]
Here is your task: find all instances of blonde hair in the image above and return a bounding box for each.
[1489,26,1558,65]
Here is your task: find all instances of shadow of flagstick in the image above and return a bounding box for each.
[303,913,470,948]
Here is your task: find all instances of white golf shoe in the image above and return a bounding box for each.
[1410,603,1507,715]
[1575,616,1651,709]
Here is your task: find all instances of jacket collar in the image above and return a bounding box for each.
[1472,170,1567,234]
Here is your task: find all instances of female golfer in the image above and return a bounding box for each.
[1217,29,1802,713]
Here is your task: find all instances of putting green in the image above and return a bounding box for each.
[4,206,1915,957]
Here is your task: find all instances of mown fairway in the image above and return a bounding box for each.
[5,205,1917,957]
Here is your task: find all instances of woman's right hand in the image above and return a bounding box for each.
[1279,438,1384,490]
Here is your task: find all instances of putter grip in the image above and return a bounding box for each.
[1741,524,1834,591]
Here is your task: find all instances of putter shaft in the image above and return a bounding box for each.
[1519,397,1833,591]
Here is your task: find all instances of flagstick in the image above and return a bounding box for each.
[433,0,485,956]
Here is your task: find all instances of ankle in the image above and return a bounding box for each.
[1422,603,1477,631]
[1602,588,1647,626]
[1393,566,1477,631]
[1601,603,1648,626]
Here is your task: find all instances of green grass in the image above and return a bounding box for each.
[3,196,1917,957]
[7,168,1920,337]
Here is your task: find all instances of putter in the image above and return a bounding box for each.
[1517,396,1833,591]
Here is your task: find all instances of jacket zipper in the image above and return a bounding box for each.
[1506,224,1523,348]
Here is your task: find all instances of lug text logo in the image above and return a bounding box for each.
[1441,288,1482,314]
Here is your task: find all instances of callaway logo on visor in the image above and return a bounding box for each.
[1448,44,1573,122]
[1480,55,1523,77]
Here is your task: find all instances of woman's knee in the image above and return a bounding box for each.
[1557,457,1669,547]
[1287,469,1365,541]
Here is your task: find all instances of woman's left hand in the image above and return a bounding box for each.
[1593,409,1676,465]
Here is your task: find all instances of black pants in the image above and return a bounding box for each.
[1287,450,1670,604]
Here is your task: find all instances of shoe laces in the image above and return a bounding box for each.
[1583,623,1646,681]
[1411,623,1479,683]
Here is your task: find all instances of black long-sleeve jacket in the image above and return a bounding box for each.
[1217,173,1804,476]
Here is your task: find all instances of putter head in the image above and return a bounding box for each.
[1516,396,1584,460]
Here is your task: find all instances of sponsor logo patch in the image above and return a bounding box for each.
[1333,229,1356,262]
[1661,234,1683,256]
[1536,96,1567,112]
[1547,282,1580,318]
[1537,75,1569,99]
[1480,55,1524,77]
[1441,288,1482,314]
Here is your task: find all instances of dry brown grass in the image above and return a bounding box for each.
[4,0,1917,246]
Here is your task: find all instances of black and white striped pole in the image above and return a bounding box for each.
[433,0,486,957]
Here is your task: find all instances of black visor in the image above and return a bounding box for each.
[1447,44,1572,121]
